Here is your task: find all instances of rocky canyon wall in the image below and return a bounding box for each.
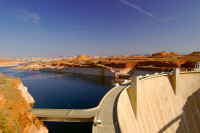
[0,74,48,133]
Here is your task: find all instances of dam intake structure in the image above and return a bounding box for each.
[30,68,200,133]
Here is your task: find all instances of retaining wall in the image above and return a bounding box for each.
[117,69,200,133]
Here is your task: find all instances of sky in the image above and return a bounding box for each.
[0,0,200,57]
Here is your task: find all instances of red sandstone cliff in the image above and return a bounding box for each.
[0,74,48,133]
[12,51,200,77]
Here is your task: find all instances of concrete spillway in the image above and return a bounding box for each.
[117,69,200,133]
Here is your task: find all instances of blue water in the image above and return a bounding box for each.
[0,67,119,133]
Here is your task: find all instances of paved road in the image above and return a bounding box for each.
[30,80,131,133]
[92,81,130,133]
[30,108,98,122]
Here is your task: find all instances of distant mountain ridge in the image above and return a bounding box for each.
[1,51,199,62]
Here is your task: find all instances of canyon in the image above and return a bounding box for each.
[13,51,200,77]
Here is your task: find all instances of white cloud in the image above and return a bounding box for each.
[156,17,176,23]
[119,0,154,18]
[17,9,41,24]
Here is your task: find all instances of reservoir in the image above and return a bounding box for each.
[0,67,119,133]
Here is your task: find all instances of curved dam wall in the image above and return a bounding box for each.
[117,69,200,133]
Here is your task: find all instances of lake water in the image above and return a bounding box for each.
[0,67,120,133]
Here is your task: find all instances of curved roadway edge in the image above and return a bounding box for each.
[29,81,131,126]
[30,69,200,133]
[92,81,131,133]
[30,107,98,122]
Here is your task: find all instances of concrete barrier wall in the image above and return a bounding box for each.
[178,72,200,106]
[117,88,139,133]
[117,70,200,133]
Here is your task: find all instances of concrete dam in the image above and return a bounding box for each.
[117,68,200,133]
[31,68,200,133]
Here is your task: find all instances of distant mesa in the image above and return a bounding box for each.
[152,51,179,57]
[0,59,25,67]
[11,51,200,77]
[189,51,200,56]
[76,54,92,60]
[170,52,179,56]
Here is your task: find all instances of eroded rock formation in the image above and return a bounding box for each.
[12,51,200,77]
[76,54,92,60]
[0,74,48,133]
[151,51,179,57]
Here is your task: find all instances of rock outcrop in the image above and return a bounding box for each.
[10,78,35,106]
[0,74,48,133]
[151,51,179,57]
[76,55,92,60]
[0,93,5,110]
[189,51,200,56]
[12,52,200,77]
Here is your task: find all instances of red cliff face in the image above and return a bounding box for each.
[0,75,48,133]
[138,61,186,68]
[105,62,138,68]
[0,93,5,110]
[10,78,22,87]
[12,52,200,76]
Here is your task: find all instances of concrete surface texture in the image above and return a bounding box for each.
[92,84,130,133]
[117,69,200,133]
[30,108,98,122]
[29,69,199,133]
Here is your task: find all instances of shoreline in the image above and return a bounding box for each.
[12,65,135,78]
[0,62,26,67]
[0,74,48,132]
[0,64,22,67]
